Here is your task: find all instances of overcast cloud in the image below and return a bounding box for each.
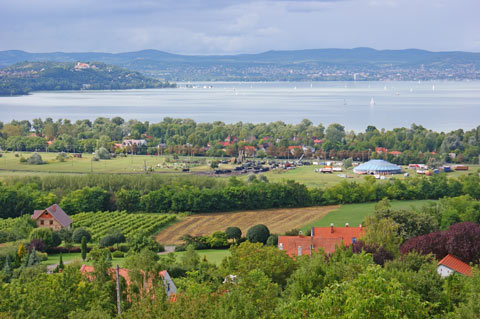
[0,0,478,54]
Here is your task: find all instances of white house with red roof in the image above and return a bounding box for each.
[437,254,472,277]
[31,204,72,231]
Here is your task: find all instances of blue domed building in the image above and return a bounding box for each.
[353,159,402,175]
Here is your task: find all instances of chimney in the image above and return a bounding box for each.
[330,223,334,233]
[359,224,362,231]
[299,231,303,238]
[345,223,349,228]
[52,204,56,212]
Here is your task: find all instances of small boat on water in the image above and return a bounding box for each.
[370,97,375,106]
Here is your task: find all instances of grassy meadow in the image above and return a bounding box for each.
[300,199,437,232]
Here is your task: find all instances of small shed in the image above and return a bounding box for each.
[437,254,471,277]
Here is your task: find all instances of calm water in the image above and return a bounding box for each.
[1,81,479,132]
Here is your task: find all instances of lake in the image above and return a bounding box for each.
[1,81,479,132]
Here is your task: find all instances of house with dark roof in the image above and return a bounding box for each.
[31,204,72,231]
[437,254,472,277]
[278,223,365,258]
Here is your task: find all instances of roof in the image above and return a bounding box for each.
[31,204,72,228]
[312,225,365,246]
[278,236,343,257]
[353,159,402,173]
[438,254,471,276]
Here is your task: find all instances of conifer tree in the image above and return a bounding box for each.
[2,255,12,282]
[81,236,87,261]
[27,249,40,267]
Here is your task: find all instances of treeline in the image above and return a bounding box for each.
[2,173,480,218]
[0,61,175,96]
[1,117,480,164]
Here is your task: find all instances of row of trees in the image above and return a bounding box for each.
[2,173,480,218]
[1,117,480,163]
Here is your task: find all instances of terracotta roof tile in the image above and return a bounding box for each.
[438,254,472,276]
[312,225,365,246]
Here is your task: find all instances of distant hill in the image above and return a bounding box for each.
[1,48,479,81]
[0,61,175,96]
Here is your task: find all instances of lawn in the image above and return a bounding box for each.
[0,152,217,175]
[42,252,125,267]
[258,164,479,189]
[169,249,231,265]
[300,199,437,232]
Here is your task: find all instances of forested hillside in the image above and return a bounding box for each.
[0,61,175,96]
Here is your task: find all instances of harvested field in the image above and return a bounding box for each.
[155,205,339,245]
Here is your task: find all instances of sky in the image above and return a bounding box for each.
[1,0,479,54]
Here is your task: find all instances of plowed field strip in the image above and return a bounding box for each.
[155,205,339,245]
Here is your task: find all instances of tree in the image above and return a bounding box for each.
[95,147,111,159]
[81,236,87,261]
[2,255,12,282]
[27,249,40,267]
[29,239,46,252]
[246,224,270,244]
[116,189,141,212]
[207,231,228,249]
[99,232,126,248]
[73,228,91,243]
[27,153,43,165]
[266,234,279,246]
[225,227,242,243]
[29,228,53,248]
[222,241,296,288]
[363,216,402,254]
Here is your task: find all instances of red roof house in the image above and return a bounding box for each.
[278,224,365,258]
[437,254,472,277]
[80,265,177,296]
[375,147,388,154]
[388,151,402,156]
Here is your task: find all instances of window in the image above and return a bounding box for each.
[298,246,302,256]
[352,237,357,243]
[40,220,44,225]
[50,220,53,225]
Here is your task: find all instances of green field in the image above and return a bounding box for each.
[72,211,178,241]
[42,252,125,267]
[259,164,479,188]
[170,249,231,265]
[1,152,478,188]
[0,152,216,175]
[300,199,436,232]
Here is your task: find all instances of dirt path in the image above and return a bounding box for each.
[155,205,339,245]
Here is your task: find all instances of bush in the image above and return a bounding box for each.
[29,239,46,252]
[72,228,91,243]
[19,156,27,163]
[112,250,124,258]
[37,251,48,261]
[225,226,242,242]
[118,244,130,252]
[29,228,53,247]
[246,224,270,244]
[95,147,111,159]
[207,231,229,249]
[174,245,186,252]
[27,153,43,165]
[99,232,125,248]
[51,232,62,247]
[266,234,278,246]
[284,228,300,236]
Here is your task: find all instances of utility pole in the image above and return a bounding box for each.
[115,265,122,315]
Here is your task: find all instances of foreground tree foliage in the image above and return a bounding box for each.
[0,235,479,318]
